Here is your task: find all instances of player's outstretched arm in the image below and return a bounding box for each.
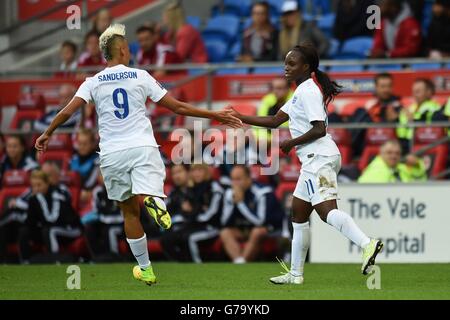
[35,96,85,152]
[158,94,242,128]
[227,107,288,129]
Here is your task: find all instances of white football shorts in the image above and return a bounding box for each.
[293,154,341,206]
[99,146,166,202]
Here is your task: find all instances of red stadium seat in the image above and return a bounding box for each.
[0,187,28,217]
[413,127,448,178]
[275,182,296,201]
[340,99,368,117]
[60,171,81,211]
[279,164,300,182]
[2,170,30,188]
[16,93,46,111]
[359,128,397,171]
[38,151,72,171]
[327,127,353,165]
[249,164,270,184]
[10,110,43,130]
[211,102,257,126]
[47,133,73,152]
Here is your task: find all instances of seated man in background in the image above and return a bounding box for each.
[0,135,38,183]
[70,129,99,203]
[135,25,181,77]
[254,78,292,145]
[358,140,426,183]
[77,30,106,78]
[18,170,82,263]
[397,78,443,153]
[348,73,402,156]
[427,0,450,59]
[220,165,283,264]
[34,84,81,132]
[161,164,223,263]
[371,0,422,58]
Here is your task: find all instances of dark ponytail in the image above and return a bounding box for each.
[292,43,342,107]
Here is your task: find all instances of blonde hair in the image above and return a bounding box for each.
[30,170,49,184]
[164,2,185,42]
[99,23,126,60]
[279,13,301,58]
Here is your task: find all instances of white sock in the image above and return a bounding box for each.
[326,209,370,249]
[153,197,167,210]
[127,234,151,270]
[290,222,310,276]
[233,257,246,264]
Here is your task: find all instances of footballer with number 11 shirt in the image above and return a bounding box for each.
[35,24,242,286]
[228,43,384,285]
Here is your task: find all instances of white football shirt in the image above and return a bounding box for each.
[280,78,340,163]
[75,64,167,156]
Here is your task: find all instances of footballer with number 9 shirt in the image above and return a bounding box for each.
[35,24,242,286]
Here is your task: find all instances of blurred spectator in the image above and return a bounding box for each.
[358,140,426,182]
[254,78,292,144]
[0,188,31,262]
[210,132,259,186]
[70,129,99,202]
[91,8,113,34]
[427,0,450,59]
[352,73,402,124]
[162,2,208,63]
[56,41,77,77]
[0,135,38,183]
[220,165,283,263]
[161,164,223,263]
[397,78,442,150]
[34,84,80,132]
[41,161,70,193]
[333,0,376,41]
[371,0,422,58]
[84,174,124,262]
[77,31,106,77]
[135,25,181,77]
[239,1,278,62]
[279,1,330,58]
[18,170,82,263]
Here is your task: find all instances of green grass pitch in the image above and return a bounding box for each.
[1,263,449,300]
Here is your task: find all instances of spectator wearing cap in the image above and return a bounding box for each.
[239,1,278,62]
[371,0,422,58]
[279,0,330,58]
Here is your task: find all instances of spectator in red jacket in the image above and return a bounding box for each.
[371,0,422,58]
[162,2,208,63]
[135,25,182,77]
